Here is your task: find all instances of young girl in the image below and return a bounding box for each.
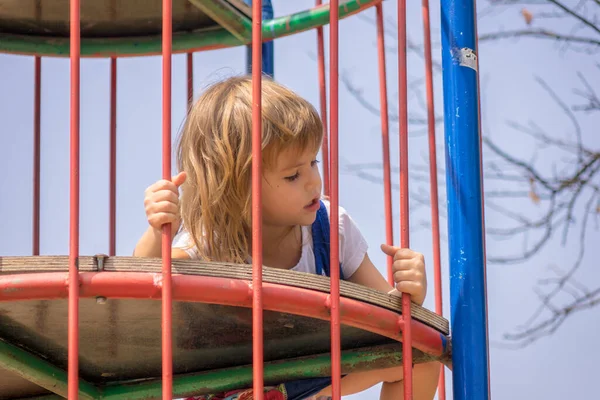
[133,76,441,400]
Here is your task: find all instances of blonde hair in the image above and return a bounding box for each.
[177,75,323,263]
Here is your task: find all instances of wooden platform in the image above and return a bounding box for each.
[0,256,450,399]
[0,0,250,39]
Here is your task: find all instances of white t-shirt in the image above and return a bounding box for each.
[172,200,369,279]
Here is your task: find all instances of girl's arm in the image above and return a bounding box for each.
[347,253,395,293]
[133,225,190,259]
[332,203,427,305]
[133,226,162,257]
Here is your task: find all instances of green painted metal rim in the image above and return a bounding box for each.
[1,338,437,400]
[0,0,381,58]
[101,344,414,400]
[0,338,100,400]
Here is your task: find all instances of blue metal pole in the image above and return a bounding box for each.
[440,0,491,399]
[244,0,274,77]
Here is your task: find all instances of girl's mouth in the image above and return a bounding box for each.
[304,197,320,211]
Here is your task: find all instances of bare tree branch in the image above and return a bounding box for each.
[466,0,600,347]
[478,29,600,46]
[546,0,600,35]
[355,12,443,71]
[339,72,444,127]
[343,0,600,348]
[573,71,600,111]
[497,191,600,348]
[535,76,585,161]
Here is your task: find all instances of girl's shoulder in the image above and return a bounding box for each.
[312,198,369,279]
[317,198,362,234]
[318,198,350,218]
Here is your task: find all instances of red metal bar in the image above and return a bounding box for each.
[33,56,41,256]
[251,1,265,399]
[374,4,394,285]
[109,57,117,257]
[328,1,342,399]
[397,0,413,398]
[315,0,329,197]
[161,0,174,398]
[187,52,193,108]
[420,0,445,396]
[68,0,81,398]
[0,271,448,358]
[33,0,42,256]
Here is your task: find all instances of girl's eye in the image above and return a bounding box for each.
[285,172,300,181]
[311,159,320,167]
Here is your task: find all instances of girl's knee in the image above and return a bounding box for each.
[415,361,441,376]
[414,361,442,388]
[381,365,405,383]
[382,361,441,384]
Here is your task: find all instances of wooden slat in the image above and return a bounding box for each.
[188,0,252,42]
[225,0,252,17]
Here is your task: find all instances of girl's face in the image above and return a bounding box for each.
[260,147,322,229]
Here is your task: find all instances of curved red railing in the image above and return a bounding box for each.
[0,271,448,359]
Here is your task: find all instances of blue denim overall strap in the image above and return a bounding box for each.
[283,377,333,400]
[277,201,346,399]
[311,200,344,280]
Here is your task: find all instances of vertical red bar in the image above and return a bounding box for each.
[33,56,41,256]
[397,0,413,398]
[328,1,342,399]
[161,0,174,398]
[421,0,445,397]
[109,57,117,257]
[315,0,329,197]
[187,52,193,109]
[68,0,81,398]
[375,4,394,285]
[251,1,264,399]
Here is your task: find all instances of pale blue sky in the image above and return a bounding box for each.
[0,1,598,399]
